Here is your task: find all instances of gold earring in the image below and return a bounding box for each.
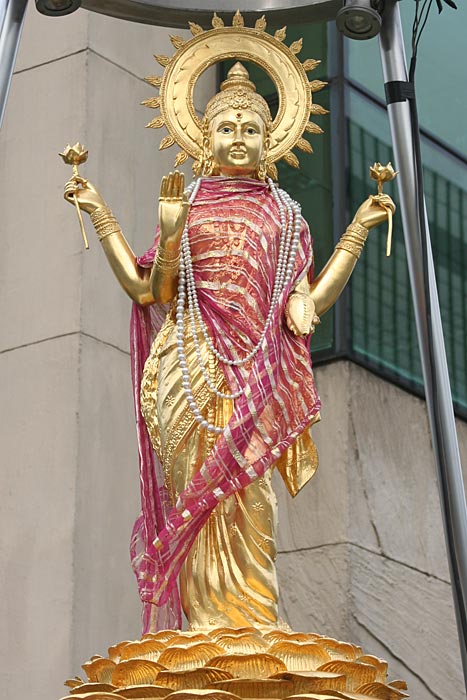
[257,135,270,181]
[257,153,268,181]
[201,129,214,176]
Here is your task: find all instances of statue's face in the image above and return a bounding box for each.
[210,108,265,177]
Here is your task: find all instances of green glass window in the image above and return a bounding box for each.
[347,10,467,413]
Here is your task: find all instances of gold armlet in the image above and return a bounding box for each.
[335,222,369,259]
[90,207,121,242]
[289,290,309,299]
[154,246,180,271]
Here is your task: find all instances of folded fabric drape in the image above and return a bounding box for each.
[129,177,320,632]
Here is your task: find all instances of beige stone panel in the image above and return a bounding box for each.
[347,362,462,579]
[71,334,142,665]
[89,12,181,81]
[0,52,87,351]
[275,362,351,553]
[15,2,88,73]
[277,544,350,639]
[0,335,79,700]
[88,14,216,116]
[349,545,463,700]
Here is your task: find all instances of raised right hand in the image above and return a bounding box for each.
[159,171,189,245]
[64,176,106,214]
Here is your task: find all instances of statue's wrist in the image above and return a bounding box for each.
[88,201,107,214]
[154,244,180,271]
[351,216,369,230]
[335,222,369,259]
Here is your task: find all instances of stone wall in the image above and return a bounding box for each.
[275,362,467,700]
[0,6,465,700]
[0,5,204,698]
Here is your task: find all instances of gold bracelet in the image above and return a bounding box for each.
[90,206,121,242]
[335,222,369,259]
[346,221,368,238]
[154,246,180,270]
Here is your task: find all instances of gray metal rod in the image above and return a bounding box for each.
[379,0,467,685]
[0,0,9,34]
[0,0,27,130]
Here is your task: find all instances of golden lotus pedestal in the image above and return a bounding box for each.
[62,627,408,700]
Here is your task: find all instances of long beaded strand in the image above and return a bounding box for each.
[175,178,302,434]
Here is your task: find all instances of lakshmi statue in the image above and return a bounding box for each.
[64,14,394,638]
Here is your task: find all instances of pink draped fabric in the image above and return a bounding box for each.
[130,177,320,631]
[130,233,183,631]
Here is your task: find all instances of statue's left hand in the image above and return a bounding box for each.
[353,194,396,231]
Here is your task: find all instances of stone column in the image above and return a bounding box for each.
[0,6,212,699]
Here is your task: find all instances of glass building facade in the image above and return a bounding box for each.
[224,5,467,415]
[347,3,467,414]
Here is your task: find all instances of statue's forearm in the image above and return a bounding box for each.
[310,222,368,317]
[90,208,155,306]
[149,236,180,304]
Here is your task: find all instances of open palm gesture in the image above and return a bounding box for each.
[159,171,189,245]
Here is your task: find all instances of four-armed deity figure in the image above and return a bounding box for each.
[64,14,394,636]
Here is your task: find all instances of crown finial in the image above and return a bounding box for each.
[220,62,256,93]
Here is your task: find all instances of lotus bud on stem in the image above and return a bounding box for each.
[369,161,398,257]
[59,143,90,250]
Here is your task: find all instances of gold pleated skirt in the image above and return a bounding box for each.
[140,313,280,630]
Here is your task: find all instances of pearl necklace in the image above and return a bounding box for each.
[175,177,302,434]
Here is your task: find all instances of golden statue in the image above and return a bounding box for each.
[62,13,405,700]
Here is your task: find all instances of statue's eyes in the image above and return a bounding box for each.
[220,126,233,134]
[246,127,258,135]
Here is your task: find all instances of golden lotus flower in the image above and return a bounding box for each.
[157,642,225,671]
[59,141,90,249]
[318,660,377,692]
[208,627,257,640]
[82,658,116,684]
[208,652,287,679]
[63,626,408,700]
[155,667,233,691]
[119,640,165,662]
[59,142,89,167]
[208,677,293,698]
[369,162,397,194]
[271,670,347,694]
[117,686,171,698]
[215,633,269,654]
[368,161,398,257]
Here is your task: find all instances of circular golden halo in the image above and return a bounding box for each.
[160,27,311,164]
[144,13,328,172]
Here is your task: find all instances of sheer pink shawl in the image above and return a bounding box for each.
[129,178,320,632]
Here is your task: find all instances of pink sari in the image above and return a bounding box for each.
[130,177,320,632]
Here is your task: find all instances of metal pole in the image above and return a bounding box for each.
[0,0,27,130]
[0,0,9,34]
[379,0,467,685]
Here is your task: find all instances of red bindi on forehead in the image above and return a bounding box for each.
[236,112,242,119]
